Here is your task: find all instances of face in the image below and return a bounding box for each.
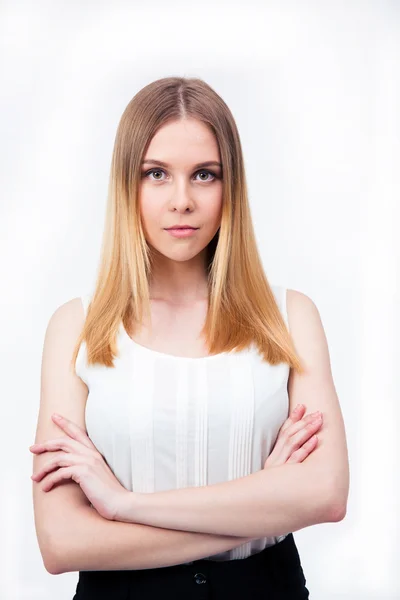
[139,118,223,263]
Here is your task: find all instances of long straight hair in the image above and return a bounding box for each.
[71,76,304,374]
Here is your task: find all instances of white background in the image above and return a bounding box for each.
[1,1,398,598]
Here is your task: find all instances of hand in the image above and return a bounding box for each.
[264,404,323,469]
[29,414,131,521]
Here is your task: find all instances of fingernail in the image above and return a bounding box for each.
[294,404,302,413]
[53,413,62,420]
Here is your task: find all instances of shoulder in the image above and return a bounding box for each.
[286,288,330,375]
[41,296,89,395]
[286,288,321,325]
[47,297,85,330]
[44,297,86,349]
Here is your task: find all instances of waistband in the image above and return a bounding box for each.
[77,532,302,583]
[173,533,301,575]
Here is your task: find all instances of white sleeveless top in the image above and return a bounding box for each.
[75,284,291,562]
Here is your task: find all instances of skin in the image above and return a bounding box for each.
[140,117,224,305]
[29,116,343,573]
[30,116,229,519]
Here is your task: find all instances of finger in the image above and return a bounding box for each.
[279,404,306,433]
[32,453,78,482]
[294,411,322,431]
[51,414,94,449]
[265,408,322,466]
[286,419,322,454]
[281,411,323,441]
[274,417,322,463]
[289,404,306,421]
[273,414,316,456]
[286,435,318,463]
[41,466,78,493]
[29,437,77,454]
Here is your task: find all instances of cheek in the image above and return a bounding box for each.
[205,195,223,225]
[140,197,162,230]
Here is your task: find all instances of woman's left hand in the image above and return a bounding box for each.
[29,413,131,521]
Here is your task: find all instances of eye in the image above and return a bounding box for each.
[143,168,165,181]
[142,168,220,182]
[195,170,217,182]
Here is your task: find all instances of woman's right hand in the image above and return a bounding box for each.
[264,404,323,469]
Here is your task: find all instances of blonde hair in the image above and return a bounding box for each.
[71,76,304,374]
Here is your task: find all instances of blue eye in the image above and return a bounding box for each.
[142,168,220,182]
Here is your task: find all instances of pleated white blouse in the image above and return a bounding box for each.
[75,284,291,562]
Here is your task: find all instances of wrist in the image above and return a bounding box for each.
[115,490,139,522]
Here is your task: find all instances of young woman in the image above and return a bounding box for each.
[31,76,349,599]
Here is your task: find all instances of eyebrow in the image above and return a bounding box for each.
[141,159,222,170]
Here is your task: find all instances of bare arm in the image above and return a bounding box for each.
[32,298,252,575]
[112,290,350,539]
[51,502,254,574]
[116,461,336,538]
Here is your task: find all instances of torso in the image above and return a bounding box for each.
[76,284,291,561]
[125,298,212,358]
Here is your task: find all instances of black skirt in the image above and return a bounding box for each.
[72,532,309,599]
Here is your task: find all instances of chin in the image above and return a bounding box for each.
[165,250,203,262]
[149,243,205,262]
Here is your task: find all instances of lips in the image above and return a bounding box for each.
[165,226,199,238]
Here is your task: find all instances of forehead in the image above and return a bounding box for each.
[145,119,220,164]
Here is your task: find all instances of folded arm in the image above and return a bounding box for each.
[34,300,253,575]
[116,289,349,538]
[51,458,335,574]
[50,500,254,574]
[118,461,338,538]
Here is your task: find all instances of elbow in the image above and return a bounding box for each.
[44,556,60,576]
[41,533,69,575]
[324,478,348,523]
[36,530,62,575]
[46,542,74,575]
[326,498,347,523]
[42,546,62,575]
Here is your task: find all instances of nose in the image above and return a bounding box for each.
[169,178,194,212]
